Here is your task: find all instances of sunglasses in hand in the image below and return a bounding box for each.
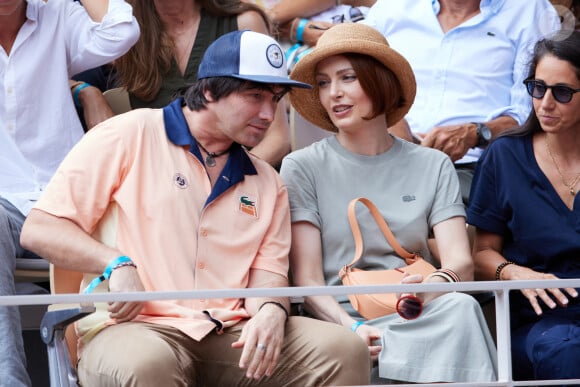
[396,294,423,320]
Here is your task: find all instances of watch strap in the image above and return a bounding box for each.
[472,122,491,147]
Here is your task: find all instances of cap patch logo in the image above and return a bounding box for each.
[266,44,284,69]
[173,173,188,189]
[239,195,258,217]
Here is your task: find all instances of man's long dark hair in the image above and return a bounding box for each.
[182,78,290,111]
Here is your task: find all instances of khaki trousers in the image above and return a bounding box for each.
[77,316,370,387]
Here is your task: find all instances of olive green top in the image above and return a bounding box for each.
[130,10,238,109]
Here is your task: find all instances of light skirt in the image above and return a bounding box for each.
[370,292,497,383]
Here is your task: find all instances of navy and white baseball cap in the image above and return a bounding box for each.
[198,30,311,89]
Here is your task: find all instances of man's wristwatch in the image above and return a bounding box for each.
[472,122,492,148]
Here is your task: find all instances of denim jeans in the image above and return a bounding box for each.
[0,197,32,387]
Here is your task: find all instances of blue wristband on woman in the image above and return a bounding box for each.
[295,18,308,43]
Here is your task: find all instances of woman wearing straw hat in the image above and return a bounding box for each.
[279,23,497,383]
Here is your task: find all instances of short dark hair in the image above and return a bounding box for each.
[182,78,291,111]
[345,53,404,121]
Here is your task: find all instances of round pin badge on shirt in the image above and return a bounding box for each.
[173,173,188,189]
[266,44,284,69]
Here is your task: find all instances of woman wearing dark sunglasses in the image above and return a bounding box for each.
[468,30,580,382]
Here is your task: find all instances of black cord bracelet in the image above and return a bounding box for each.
[259,301,289,321]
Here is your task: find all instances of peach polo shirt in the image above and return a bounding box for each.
[35,99,291,345]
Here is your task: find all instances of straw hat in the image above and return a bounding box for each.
[289,23,416,132]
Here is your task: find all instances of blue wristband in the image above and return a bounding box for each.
[295,18,308,43]
[83,255,134,294]
[72,82,91,109]
[351,320,364,332]
[295,47,313,63]
[285,42,302,62]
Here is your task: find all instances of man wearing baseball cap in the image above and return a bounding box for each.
[20,30,370,386]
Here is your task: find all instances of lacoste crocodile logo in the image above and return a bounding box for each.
[239,195,257,217]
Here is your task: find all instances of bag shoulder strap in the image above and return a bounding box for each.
[346,197,419,268]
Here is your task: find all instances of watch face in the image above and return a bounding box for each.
[481,125,492,141]
[475,123,492,147]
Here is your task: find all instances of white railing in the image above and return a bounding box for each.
[3,278,580,387]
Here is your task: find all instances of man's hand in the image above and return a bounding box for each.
[232,303,287,380]
[107,266,145,323]
[354,324,382,361]
[420,123,477,161]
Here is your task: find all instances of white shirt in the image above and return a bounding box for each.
[363,0,560,163]
[0,0,139,215]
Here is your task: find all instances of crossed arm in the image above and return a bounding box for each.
[389,116,518,162]
[266,0,376,25]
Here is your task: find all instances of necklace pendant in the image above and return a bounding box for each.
[571,187,576,196]
[205,155,216,167]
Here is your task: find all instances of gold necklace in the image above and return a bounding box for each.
[545,137,580,196]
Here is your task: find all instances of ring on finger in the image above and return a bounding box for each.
[256,343,267,351]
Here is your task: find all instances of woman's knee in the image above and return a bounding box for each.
[529,320,580,379]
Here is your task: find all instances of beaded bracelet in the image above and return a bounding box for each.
[495,261,515,280]
[83,255,136,294]
[112,261,138,270]
[259,301,289,321]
